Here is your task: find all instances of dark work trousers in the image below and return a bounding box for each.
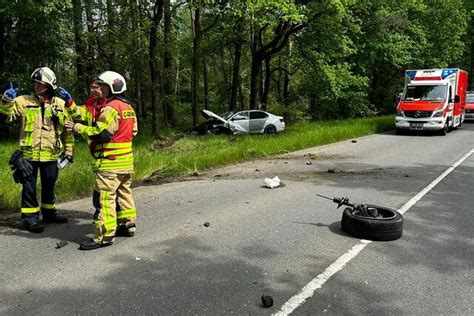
[21,161,58,223]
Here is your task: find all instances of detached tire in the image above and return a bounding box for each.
[341,204,403,241]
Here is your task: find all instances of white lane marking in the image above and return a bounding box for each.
[273,148,474,316]
[397,148,474,215]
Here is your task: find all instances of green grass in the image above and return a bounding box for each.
[0,115,394,212]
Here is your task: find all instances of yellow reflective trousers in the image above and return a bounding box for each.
[93,171,136,243]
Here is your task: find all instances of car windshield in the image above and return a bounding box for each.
[220,111,235,120]
[403,85,447,101]
[466,95,474,103]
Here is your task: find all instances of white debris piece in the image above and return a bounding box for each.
[264,176,281,189]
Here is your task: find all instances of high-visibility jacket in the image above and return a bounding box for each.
[0,95,74,161]
[73,97,138,173]
[67,97,107,128]
[66,97,108,156]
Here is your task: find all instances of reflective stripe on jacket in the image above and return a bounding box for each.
[0,95,74,161]
[73,97,137,173]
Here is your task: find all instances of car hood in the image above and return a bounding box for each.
[201,110,227,123]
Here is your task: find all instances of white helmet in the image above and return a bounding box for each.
[96,71,127,95]
[31,67,58,90]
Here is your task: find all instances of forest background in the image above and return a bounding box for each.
[1,0,474,136]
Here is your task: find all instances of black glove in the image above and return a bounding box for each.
[9,150,33,184]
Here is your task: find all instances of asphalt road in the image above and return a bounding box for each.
[1,124,473,315]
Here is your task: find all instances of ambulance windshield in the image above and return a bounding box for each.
[403,85,447,101]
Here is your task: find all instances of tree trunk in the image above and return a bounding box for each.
[163,0,176,126]
[260,57,271,111]
[229,37,242,112]
[249,27,262,110]
[72,0,87,97]
[84,0,96,77]
[0,13,5,81]
[249,22,304,109]
[191,0,202,126]
[0,12,8,136]
[203,55,209,110]
[149,0,164,137]
[106,0,116,69]
[283,40,292,105]
[131,0,144,125]
[470,11,474,90]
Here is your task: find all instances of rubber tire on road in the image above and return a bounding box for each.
[264,125,277,134]
[341,204,403,241]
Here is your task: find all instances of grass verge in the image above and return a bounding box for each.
[0,115,394,212]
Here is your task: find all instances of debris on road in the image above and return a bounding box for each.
[55,240,69,249]
[264,176,280,189]
[352,140,357,143]
[306,161,312,165]
[203,222,210,227]
[135,257,141,261]
[261,294,274,308]
[327,168,336,173]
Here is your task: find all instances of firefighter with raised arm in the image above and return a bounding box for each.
[64,71,138,250]
[0,67,74,233]
[58,79,110,220]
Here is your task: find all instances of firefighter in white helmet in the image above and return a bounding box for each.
[0,67,74,233]
[65,71,138,250]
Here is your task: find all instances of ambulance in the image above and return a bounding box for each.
[395,68,468,135]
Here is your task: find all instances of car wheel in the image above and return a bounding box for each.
[264,125,277,134]
[341,204,403,241]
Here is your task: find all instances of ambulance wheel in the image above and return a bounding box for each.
[440,123,448,136]
[341,205,403,241]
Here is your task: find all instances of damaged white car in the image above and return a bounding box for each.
[200,109,285,135]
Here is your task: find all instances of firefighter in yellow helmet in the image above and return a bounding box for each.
[65,71,138,250]
[0,67,74,233]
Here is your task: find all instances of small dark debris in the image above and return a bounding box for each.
[404,173,410,177]
[214,174,222,177]
[255,169,261,172]
[284,162,288,164]
[26,290,32,294]
[55,240,69,249]
[351,140,357,143]
[261,295,274,308]
[192,171,200,177]
[245,201,250,204]
[203,222,210,227]
[306,161,312,165]
[327,168,336,173]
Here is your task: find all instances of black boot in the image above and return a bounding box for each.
[116,223,136,237]
[93,209,100,220]
[22,213,44,233]
[79,237,114,251]
[24,221,44,233]
[42,210,68,224]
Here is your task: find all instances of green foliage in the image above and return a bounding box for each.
[0,0,471,127]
